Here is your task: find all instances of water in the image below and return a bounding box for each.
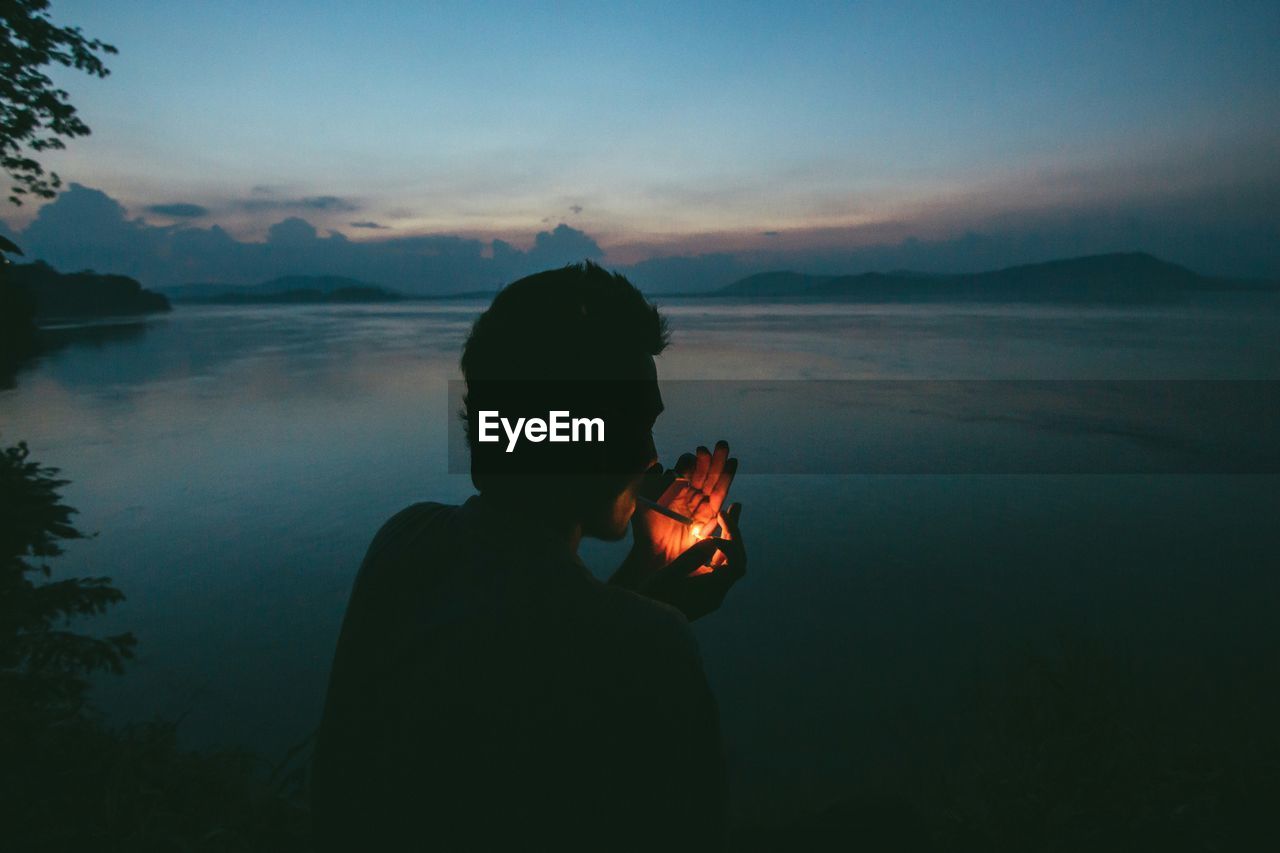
[3,296,1279,819]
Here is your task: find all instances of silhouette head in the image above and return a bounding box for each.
[461,261,668,539]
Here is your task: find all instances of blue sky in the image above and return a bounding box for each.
[6,0,1279,281]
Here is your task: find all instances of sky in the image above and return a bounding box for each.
[3,0,1278,290]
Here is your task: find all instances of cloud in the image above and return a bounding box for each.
[238,194,359,213]
[349,220,388,229]
[7,183,1278,297]
[267,217,318,245]
[147,203,209,218]
[7,188,620,293]
[527,223,602,266]
[20,184,165,276]
[300,196,358,211]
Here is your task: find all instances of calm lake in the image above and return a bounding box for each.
[3,296,1279,820]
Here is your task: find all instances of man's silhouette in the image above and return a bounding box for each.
[311,262,745,851]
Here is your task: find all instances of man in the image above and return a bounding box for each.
[312,262,746,851]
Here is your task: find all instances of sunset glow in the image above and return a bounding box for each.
[0,0,1269,285]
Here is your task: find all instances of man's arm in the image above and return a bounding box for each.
[605,605,728,852]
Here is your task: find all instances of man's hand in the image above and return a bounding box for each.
[611,438,746,621]
[634,440,738,567]
[631,504,746,622]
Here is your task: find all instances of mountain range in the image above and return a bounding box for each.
[162,275,402,303]
[152,253,1280,305]
[712,252,1275,301]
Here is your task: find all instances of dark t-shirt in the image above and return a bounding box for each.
[311,496,725,851]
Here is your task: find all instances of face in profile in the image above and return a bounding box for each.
[579,362,662,541]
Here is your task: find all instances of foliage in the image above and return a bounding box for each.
[0,441,312,850]
[0,0,116,204]
[7,259,172,317]
[0,255,39,384]
[7,716,312,852]
[0,440,136,724]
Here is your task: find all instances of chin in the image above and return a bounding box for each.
[584,516,631,542]
[605,498,637,540]
[598,523,631,542]
[586,487,636,541]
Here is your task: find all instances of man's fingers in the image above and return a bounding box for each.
[715,505,746,577]
[646,528,746,620]
[683,564,743,609]
[704,440,729,493]
[652,538,724,585]
[674,452,697,478]
[690,445,711,489]
[655,475,689,507]
[707,457,737,515]
[640,464,676,501]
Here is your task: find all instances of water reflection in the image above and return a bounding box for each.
[1,298,1278,821]
[3,318,153,390]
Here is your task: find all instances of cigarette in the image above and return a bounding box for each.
[635,495,695,525]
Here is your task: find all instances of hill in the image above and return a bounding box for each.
[717,252,1274,302]
[164,275,401,303]
[5,261,171,319]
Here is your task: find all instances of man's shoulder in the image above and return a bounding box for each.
[365,501,456,555]
[376,500,457,538]
[350,501,460,592]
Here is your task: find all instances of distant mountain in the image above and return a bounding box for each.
[164,275,402,303]
[183,285,402,305]
[5,261,170,319]
[716,253,1276,302]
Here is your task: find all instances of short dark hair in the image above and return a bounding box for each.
[462,260,667,383]
[461,261,668,490]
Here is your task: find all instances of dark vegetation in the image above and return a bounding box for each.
[0,0,116,204]
[6,260,170,317]
[0,441,311,852]
[1,237,38,373]
[717,252,1279,302]
[1,3,169,384]
[0,253,169,387]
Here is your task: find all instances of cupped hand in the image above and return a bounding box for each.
[634,503,746,621]
[633,440,737,566]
